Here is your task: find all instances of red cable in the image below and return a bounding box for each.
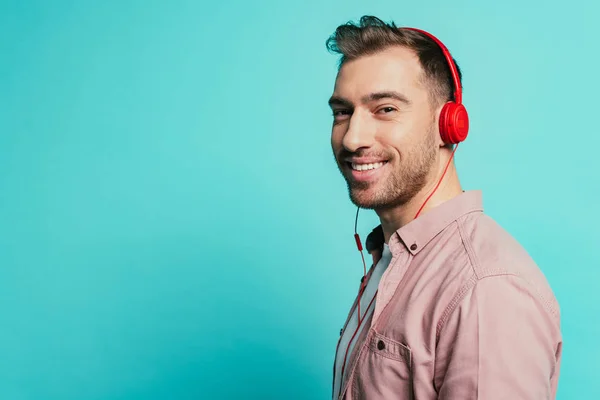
[339,288,378,381]
[356,247,367,322]
[414,143,459,219]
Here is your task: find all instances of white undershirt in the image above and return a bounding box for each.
[333,243,393,399]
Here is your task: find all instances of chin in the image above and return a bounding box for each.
[348,185,413,210]
[348,187,384,210]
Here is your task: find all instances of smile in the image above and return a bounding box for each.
[350,161,386,171]
[345,160,389,183]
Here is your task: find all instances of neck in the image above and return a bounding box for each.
[376,156,463,244]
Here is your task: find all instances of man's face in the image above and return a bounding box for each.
[329,46,440,210]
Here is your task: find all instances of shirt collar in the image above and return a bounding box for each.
[389,190,484,256]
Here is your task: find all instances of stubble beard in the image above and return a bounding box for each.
[343,127,437,211]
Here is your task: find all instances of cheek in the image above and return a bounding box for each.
[380,116,428,146]
[331,127,345,151]
[376,125,408,154]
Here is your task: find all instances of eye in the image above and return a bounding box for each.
[332,109,352,120]
[333,109,350,116]
[378,106,397,114]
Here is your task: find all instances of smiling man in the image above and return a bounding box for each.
[327,16,562,399]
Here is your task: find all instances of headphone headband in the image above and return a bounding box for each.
[402,27,462,104]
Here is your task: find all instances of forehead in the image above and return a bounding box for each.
[333,46,425,100]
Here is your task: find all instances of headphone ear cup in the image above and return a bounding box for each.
[439,102,469,144]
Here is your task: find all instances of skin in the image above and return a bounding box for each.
[329,46,464,248]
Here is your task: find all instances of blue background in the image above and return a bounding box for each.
[1,0,597,398]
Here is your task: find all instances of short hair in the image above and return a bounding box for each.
[326,16,463,108]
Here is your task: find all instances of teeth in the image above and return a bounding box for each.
[351,162,385,171]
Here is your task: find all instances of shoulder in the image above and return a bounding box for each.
[452,212,560,319]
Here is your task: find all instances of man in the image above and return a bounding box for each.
[326,16,562,399]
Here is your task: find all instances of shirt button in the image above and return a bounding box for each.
[410,243,418,251]
[377,340,385,350]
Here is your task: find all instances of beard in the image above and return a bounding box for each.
[337,125,437,211]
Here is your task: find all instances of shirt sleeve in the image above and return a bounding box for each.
[434,274,562,399]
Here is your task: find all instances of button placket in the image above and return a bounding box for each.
[372,250,410,323]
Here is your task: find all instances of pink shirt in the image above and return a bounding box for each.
[333,190,562,399]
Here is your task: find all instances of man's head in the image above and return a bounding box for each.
[327,16,463,210]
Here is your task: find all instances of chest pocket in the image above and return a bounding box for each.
[349,330,414,400]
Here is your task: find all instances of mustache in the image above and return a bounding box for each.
[337,148,392,160]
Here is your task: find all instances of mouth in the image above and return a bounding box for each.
[345,160,389,182]
[348,161,387,171]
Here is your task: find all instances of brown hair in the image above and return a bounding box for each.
[326,16,463,108]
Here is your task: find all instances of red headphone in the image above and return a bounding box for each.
[335,27,467,397]
[405,27,469,145]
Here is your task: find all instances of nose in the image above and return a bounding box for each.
[342,111,375,152]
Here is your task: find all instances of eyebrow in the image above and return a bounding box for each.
[363,91,411,105]
[328,96,353,108]
[328,91,411,108]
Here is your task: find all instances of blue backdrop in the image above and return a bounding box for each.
[1,0,597,399]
